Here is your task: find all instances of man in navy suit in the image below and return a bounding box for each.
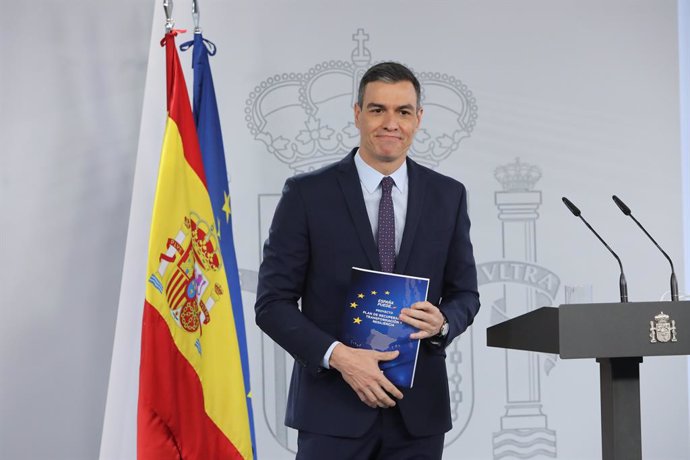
[255,62,480,459]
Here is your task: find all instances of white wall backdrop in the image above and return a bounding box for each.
[679,0,690,432]
[2,1,690,460]
[0,1,153,460]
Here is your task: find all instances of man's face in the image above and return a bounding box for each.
[354,81,423,174]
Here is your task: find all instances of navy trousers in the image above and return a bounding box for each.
[296,406,444,460]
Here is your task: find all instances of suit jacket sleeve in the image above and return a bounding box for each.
[254,177,335,375]
[434,182,480,346]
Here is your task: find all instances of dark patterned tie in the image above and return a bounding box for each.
[377,176,396,272]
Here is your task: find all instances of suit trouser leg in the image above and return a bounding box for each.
[378,405,444,460]
[296,406,444,460]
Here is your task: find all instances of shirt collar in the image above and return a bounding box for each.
[354,150,408,194]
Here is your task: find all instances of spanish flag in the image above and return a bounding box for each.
[137,31,252,459]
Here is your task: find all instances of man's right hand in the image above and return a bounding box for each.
[328,343,403,409]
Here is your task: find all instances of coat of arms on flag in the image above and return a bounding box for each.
[149,213,224,345]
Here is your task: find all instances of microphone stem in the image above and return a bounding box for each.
[578,216,628,303]
[671,273,679,302]
[629,214,679,301]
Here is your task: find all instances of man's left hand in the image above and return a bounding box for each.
[399,301,444,339]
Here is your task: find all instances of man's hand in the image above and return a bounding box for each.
[399,301,445,340]
[329,344,403,409]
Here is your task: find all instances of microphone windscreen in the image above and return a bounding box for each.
[612,195,632,216]
[562,197,581,217]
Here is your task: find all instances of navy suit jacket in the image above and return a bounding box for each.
[255,149,480,438]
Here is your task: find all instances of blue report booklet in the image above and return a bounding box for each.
[340,267,430,388]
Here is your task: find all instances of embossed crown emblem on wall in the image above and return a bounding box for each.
[245,29,479,173]
[494,158,543,192]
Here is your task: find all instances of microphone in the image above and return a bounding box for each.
[612,195,679,301]
[562,197,628,302]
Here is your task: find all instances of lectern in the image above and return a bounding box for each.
[487,301,690,460]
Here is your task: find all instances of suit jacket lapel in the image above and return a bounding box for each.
[336,150,381,271]
[396,158,427,274]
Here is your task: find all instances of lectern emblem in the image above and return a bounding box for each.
[650,311,677,343]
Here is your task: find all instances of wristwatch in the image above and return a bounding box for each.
[437,317,449,339]
[428,314,449,347]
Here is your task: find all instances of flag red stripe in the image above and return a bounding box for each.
[164,33,207,187]
[138,300,243,459]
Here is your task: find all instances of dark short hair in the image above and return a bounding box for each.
[357,62,421,109]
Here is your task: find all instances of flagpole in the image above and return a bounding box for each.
[192,0,201,34]
[163,0,174,32]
